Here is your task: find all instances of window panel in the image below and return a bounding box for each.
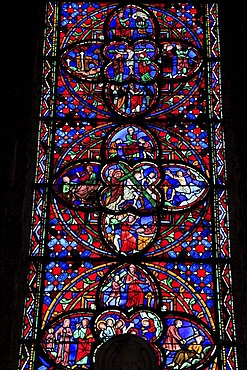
[18,2,238,370]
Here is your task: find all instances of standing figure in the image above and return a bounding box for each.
[126,47,135,75]
[162,42,176,77]
[104,213,125,251]
[163,319,185,355]
[55,318,73,366]
[120,213,139,254]
[105,275,122,306]
[112,51,125,82]
[175,44,189,76]
[124,127,139,159]
[128,83,144,113]
[73,318,95,369]
[110,85,127,111]
[105,169,125,210]
[115,8,131,38]
[62,176,77,201]
[46,328,55,351]
[105,318,116,339]
[125,264,149,308]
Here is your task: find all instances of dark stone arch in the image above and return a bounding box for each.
[94,334,159,370]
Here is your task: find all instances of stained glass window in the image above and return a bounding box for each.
[18,2,239,370]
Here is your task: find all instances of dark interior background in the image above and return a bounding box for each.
[1,1,246,368]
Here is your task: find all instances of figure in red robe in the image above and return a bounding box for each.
[112,52,125,82]
[73,165,98,203]
[105,169,125,210]
[120,214,138,253]
[141,317,157,342]
[163,319,185,354]
[125,264,148,307]
[128,83,143,113]
[115,9,131,38]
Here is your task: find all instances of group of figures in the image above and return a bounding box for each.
[107,126,155,160]
[60,164,100,207]
[101,161,160,212]
[55,160,208,212]
[105,41,158,83]
[95,311,161,343]
[102,213,157,254]
[60,3,202,118]
[108,7,155,40]
[54,124,208,213]
[43,314,213,369]
[52,123,209,261]
[108,82,157,115]
[42,262,215,369]
[101,264,154,308]
[161,41,199,78]
[45,317,95,368]
[163,319,213,369]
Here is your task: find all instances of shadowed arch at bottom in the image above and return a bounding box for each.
[94,334,159,370]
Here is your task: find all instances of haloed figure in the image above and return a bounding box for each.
[73,318,95,369]
[125,264,150,308]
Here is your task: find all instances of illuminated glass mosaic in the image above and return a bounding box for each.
[19,2,238,370]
